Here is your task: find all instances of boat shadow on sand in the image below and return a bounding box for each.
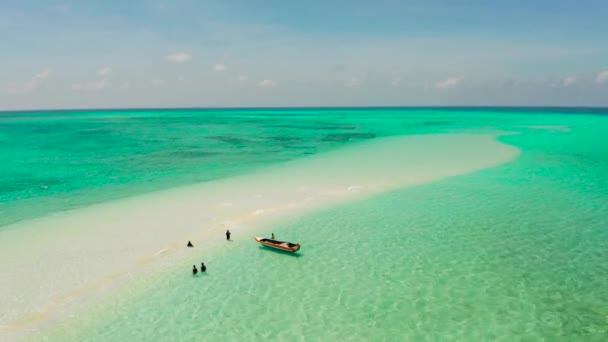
[258,245,304,258]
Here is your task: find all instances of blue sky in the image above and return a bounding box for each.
[1,0,607,109]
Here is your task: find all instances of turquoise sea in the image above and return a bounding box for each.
[2,108,608,340]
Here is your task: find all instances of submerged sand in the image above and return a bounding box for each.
[0,133,519,339]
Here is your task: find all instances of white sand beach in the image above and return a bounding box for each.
[0,133,519,339]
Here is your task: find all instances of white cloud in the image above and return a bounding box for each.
[561,76,576,87]
[177,75,185,81]
[238,75,248,81]
[213,63,226,72]
[434,76,464,89]
[119,82,131,91]
[391,78,402,87]
[345,77,363,87]
[97,66,112,76]
[6,70,50,93]
[72,68,113,92]
[89,79,108,90]
[151,79,164,86]
[258,79,278,88]
[596,70,608,85]
[72,79,109,91]
[167,52,192,63]
[34,70,50,80]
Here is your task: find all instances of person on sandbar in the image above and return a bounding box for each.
[200,262,206,273]
[192,265,198,275]
[187,240,194,247]
[226,229,231,241]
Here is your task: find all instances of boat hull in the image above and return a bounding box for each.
[254,237,301,253]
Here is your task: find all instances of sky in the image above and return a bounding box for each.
[1,0,607,110]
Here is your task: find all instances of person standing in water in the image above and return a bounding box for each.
[226,229,231,241]
[271,233,275,240]
[187,241,193,247]
[200,262,206,273]
[192,265,198,276]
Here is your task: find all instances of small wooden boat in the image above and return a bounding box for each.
[254,237,301,253]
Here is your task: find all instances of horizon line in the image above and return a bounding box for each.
[2,105,608,114]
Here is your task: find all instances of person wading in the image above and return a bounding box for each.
[226,229,231,241]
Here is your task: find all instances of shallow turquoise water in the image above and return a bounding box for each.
[1,108,600,228]
[7,108,604,340]
[0,109,378,227]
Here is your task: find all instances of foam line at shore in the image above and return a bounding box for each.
[0,133,519,338]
